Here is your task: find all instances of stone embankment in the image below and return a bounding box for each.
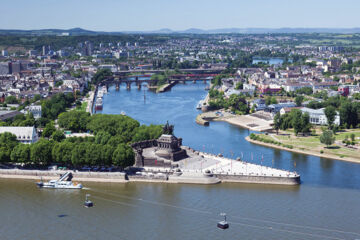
[0,169,127,183]
[156,81,178,93]
[196,114,209,126]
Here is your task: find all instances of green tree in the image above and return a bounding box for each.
[101,144,115,166]
[30,139,54,165]
[71,143,88,167]
[0,132,18,163]
[273,112,281,134]
[95,131,112,145]
[58,111,90,132]
[52,141,74,165]
[291,109,303,136]
[51,130,65,142]
[42,122,56,138]
[350,133,355,141]
[295,95,304,107]
[320,130,335,147]
[132,125,163,142]
[92,69,112,85]
[10,144,30,164]
[235,82,243,90]
[324,106,337,127]
[112,144,134,169]
[300,112,311,135]
[5,96,19,104]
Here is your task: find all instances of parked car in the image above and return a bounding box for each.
[80,166,91,172]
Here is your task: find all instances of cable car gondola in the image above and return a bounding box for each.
[84,194,93,208]
[217,213,229,229]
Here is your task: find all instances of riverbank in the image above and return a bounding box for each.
[245,136,360,163]
[196,110,273,131]
[0,164,299,185]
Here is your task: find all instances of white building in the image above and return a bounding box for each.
[0,126,38,144]
[301,107,340,126]
[98,64,118,72]
[29,105,42,119]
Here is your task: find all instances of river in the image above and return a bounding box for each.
[1,82,360,240]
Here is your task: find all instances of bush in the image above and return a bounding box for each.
[320,150,324,154]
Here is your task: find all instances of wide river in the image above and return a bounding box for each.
[1,82,360,240]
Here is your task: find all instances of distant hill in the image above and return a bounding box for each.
[1,27,360,35]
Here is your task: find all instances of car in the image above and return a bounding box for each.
[80,166,91,172]
[91,166,100,172]
[107,167,117,172]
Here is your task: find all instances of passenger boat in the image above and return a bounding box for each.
[36,172,83,189]
[95,98,103,110]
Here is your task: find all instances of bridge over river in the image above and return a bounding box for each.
[101,73,218,90]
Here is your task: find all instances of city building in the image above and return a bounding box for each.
[301,107,340,126]
[28,105,42,119]
[1,50,9,57]
[0,126,38,144]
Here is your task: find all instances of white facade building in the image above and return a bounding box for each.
[301,107,340,126]
[29,105,42,119]
[0,126,38,144]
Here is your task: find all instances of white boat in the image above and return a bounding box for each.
[121,111,126,116]
[36,172,83,189]
[97,90,104,98]
[95,98,103,110]
[102,86,108,94]
[196,100,204,109]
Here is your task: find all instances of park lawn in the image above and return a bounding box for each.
[255,129,360,160]
[75,101,87,112]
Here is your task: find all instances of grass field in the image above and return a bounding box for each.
[255,129,360,161]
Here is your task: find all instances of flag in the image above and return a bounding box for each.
[155,159,157,165]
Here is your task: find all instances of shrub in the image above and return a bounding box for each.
[320,150,324,154]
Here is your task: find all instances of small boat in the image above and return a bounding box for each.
[217,213,229,229]
[36,172,83,189]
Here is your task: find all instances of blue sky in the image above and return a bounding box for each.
[2,0,360,31]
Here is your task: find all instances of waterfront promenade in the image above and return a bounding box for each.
[197,110,273,131]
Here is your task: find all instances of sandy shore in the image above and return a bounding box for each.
[245,136,360,164]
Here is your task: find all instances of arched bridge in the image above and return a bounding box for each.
[101,73,217,90]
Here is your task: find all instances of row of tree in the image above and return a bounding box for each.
[273,109,311,136]
[0,110,164,168]
[8,138,134,169]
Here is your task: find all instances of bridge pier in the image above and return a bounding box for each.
[115,83,120,91]
[126,82,131,90]
[137,83,141,90]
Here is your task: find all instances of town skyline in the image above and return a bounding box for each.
[2,0,360,31]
